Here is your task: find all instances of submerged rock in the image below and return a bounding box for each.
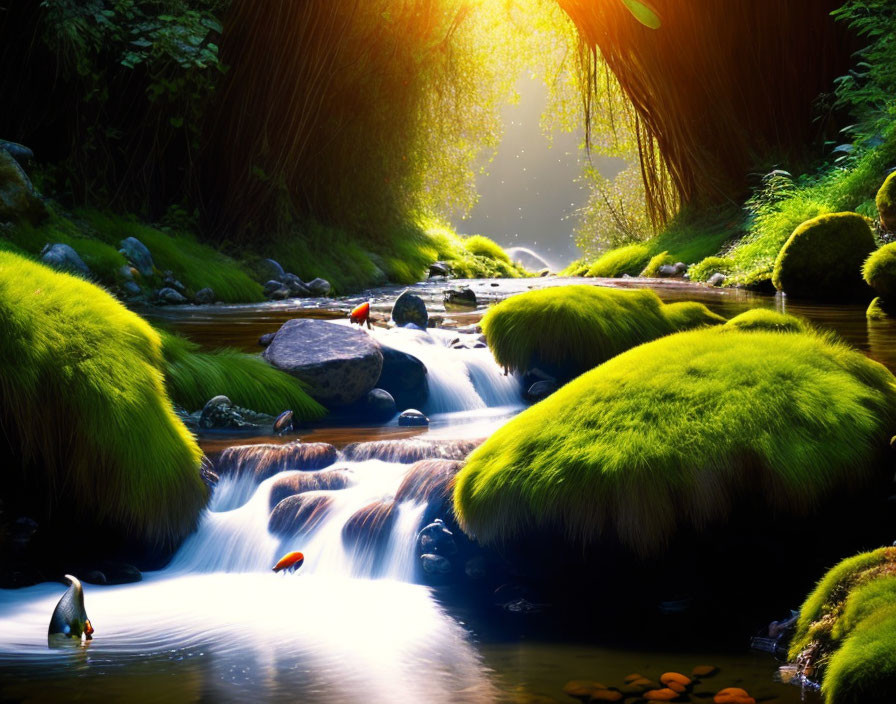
[40,243,89,277]
[524,380,557,403]
[268,469,352,509]
[263,319,384,406]
[342,500,397,554]
[364,388,397,421]
[444,287,477,308]
[214,440,339,480]
[119,237,154,278]
[429,261,452,277]
[269,494,334,536]
[392,290,428,328]
[398,408,429,427]
[420,553,452,576]
[417,519,457,556]
[342,437,481,463]
[376,344,428,410]
[395,459,461,507]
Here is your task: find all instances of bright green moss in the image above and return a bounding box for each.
[863,243,896,299]
[824,607,896,704]
[463,234,511,262]
[640,251,673,277]
[159,331,326,419]
[867,297,892,321]
[480,285,676,379]
[725,309,810,333]
[562,258,592,277]
[586,244,652,278]
[454,328,896,554]
[662,301,726,330]
[0,252,207,549]
[876,171,896,231]
[772,212,876,299]
[689,256,734,283]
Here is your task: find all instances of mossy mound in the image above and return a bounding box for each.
[866,297,892,321]
[158,331,326,419]
[724,309,810,333]
[789,547,896,704]
[640,251,673,277]
[0,252,207,554]
[586,245,652,278]
[662,301,726,331]
[876,171,896,232]
[688,256,734,283]
[862,243,896,299]
[463,234,511,262]
[772,212,875,299]
[454,328,896,555]
[479,285,675,379]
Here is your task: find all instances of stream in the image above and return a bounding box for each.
[2,275,890,703]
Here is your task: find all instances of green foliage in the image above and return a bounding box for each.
[662,301,726,331]
[463,234,511,262]
[725,309,810,333]
[689,256,734,283]
[0,251,206,548]
[454,327,896,554]
[158,331,326,419]
[876,171,896,230]
[640,250,673,277]
[772,212,875,298]
[648,207,740,265]
[480,285,675,379]
[867,297,891,320]
[863,242,896,297]
[585,244,651,277]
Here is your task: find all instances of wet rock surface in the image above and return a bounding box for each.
[376,344,428,410]
[40,243,90,277]
[392,290,429,328]
[119,237,155,278]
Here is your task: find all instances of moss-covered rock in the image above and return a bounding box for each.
[866,297,892,321]
[772,212,875,299]
[876,171,896,232]
[789,547,896,704]
[454,327,896,555]
[0,252,207,557]
[463,234,510,262]
[688,256,734,283]
[662,301,726,331]
[480,285,675,380]
[586,244,652,278]
[724,308,810,333]
[862,242,896,299]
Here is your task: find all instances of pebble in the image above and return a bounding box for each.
[561,681,609,699]
[643,688,679,701]
[692,665,719,678]
[713,688,755,704]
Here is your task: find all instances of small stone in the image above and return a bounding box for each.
[537,268,551,277]
[264,279,283,292]
[259,258,285,280]
[307,277,331,296]
[643,688,680,701]
[194,287,215,304]
[713,688,755,704]
[258,332,276,347]
[281,273,310,297]
[268,287,291,300]
[525,380,557,403]
[429,261,452,277]
[398,409,429,427]
[660,673,691,689]
[707,272,726,287]
[392,290,428,328]
[417,519,457,556]
[623,674,645,684]
[365,388,397,421]
[691,665,718,678]
[444,287,477,308]
[156,287,188,305]
[119,237,154,278]
[420,553,451,575]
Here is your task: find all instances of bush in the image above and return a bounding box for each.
[159,332,326,419]
[640,250,673,277]
[688,256,734,283]
[586,244,651,278]
[454,327,896,554]
[724,309,810,333]
[863,243,896,299]
[877,171,896,231]
[463,234,511,262]
[772,212,876,299]
[789,547,896,704]
[479,285,676,379]
[0,252,207,551]
[662,301,726,330]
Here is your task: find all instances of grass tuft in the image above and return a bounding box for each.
[689,256,734,283]
[463,234,511,262]
[640,251,673,277]
[662,301,726,331]
[724,309,810,333]
[586,244,651,278]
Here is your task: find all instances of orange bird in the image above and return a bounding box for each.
[272,551,305,573]
[349,301,371,329]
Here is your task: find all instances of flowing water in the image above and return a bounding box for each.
[2,275,882,703]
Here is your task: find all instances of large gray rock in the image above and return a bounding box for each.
[119,237,154,278]
[40,243,90,277]
[156,286,188,305]
[392,290,428,328]
[307,277,331,296]
[258,258,286,281]
[376,344,428,410]
[281,273,311,297]
[0,149,45,223]
[263,319,383,406]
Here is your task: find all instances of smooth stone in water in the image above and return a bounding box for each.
[417,519,457,556]
[364,388,397,421]
[40,243,89,277]
[268,286,291,300]
[194,287,215,304]
[420,553,452,576]
[307,277,331,296]
[392,290,428,329]
[118,237,154,278]
[263,319,384,406]
[429,261,452,277]
[376,344,428,410]
[398,409,429,427]
[444,287,477,308]
[156,286,188,305]
[707,272,726,287]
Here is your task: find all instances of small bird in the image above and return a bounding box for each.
[349,301,372,329]
[48,575,93,643]
[272,551,305,573]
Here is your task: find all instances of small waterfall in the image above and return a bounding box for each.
[505,246,556,272]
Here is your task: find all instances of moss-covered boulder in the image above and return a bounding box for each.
[724,308,810,333]
[586,244,652,278]
[454,327,896,555]
[876,171,896,232]
[788,547,896,704]
[862,243,896,299]
[463,235,510,262]
[662,301,726,331]
[480,286,667,380]
[866,297,892,321]
[0,252,207,561]
[772,212,875,299]
[688,256,734,283]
